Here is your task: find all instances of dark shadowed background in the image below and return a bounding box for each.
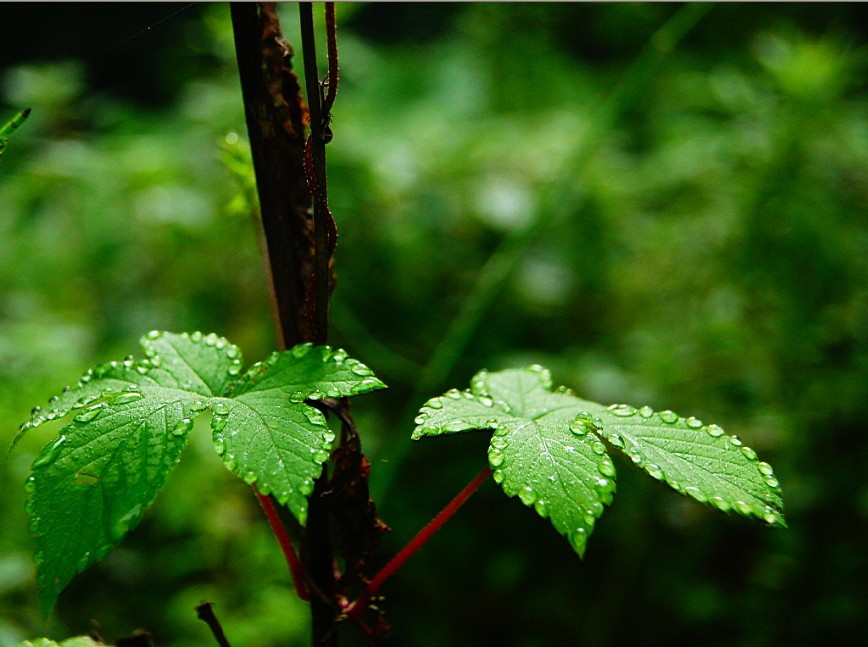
[1,3,866,645]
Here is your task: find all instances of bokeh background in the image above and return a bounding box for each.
[1,3,866,645]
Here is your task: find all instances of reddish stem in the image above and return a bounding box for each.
[344,465,492,622]
[254,486,310,601]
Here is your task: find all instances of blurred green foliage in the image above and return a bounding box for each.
[1,3,866,646]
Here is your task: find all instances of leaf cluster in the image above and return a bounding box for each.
[15,331,384,616]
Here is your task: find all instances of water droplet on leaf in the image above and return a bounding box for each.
[110,505,143,542]
[706,424,725,437]
[291,344,311,358]
[683,486,707,503]
[113,391,144,405]
[74,403,104,423]
[172,418,193,436]
[519,486,537,506]
[659,410,678,424]
[609,404,637,417]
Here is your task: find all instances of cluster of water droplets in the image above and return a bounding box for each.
[413,387,508,439]
[600,403,784,526]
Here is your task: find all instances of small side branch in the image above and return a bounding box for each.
[195,602,233,647]
[254,486,310,601]
[345,466,492,622]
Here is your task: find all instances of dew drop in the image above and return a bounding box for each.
[445,389,462,400]
[110,505,143,542]
[213,403,230,416]
[683,486,707,503]
[489,450,505,467]
[570,527,588,552]
[478,396,494,407]
[763,476,780,489]
[172,418,193,436]
[569,419,588,436]
[211,416,227,432]
[443,420,467,432]
[729,435,743,447]
[426,398,443,410]
[609,404,637,417]
[597,459,617,478]
[740,446,758,461]
[146,330,161,340]
[659,410,678,424]
[492,469,505,484]
[534,499,550,518]
[350,363,371,376]
[191,331,203,342]
[709,496,731,512]
[732,500,752,515]
[757,461,775,476]
[518,486,537,506]
[113,391,144,405]
[590,440,607,455]
[645,464,664,480]
[76,553,92,573]
[190,400,208,413]
[74,404,103,423]
[298,479,315,496]
[606,433,625,449]
[290,391,306,402]
[638,405,654,418]
[24,476,36,493]
[223,454,238,471]
[213,437,226,455]
[684,416,703,429]
[595,478,610,490]
[312,449,330,463]
[291,344,311,358]
[705,424,725,437]
[30,436,66,470]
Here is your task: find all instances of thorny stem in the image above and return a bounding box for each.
[344,466,493,623]
[300,2,331,345]
[255,487,310,601]
[300,5,341,645]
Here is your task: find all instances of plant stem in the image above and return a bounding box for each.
[345,466,492,622]
[255,487,310,601]
[195,602,233,647]
[300,1,331,345]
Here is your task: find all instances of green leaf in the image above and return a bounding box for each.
[16,637,101,647]
[413,365,785,557]
[211,345,385,525]
[17,332,385,617]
